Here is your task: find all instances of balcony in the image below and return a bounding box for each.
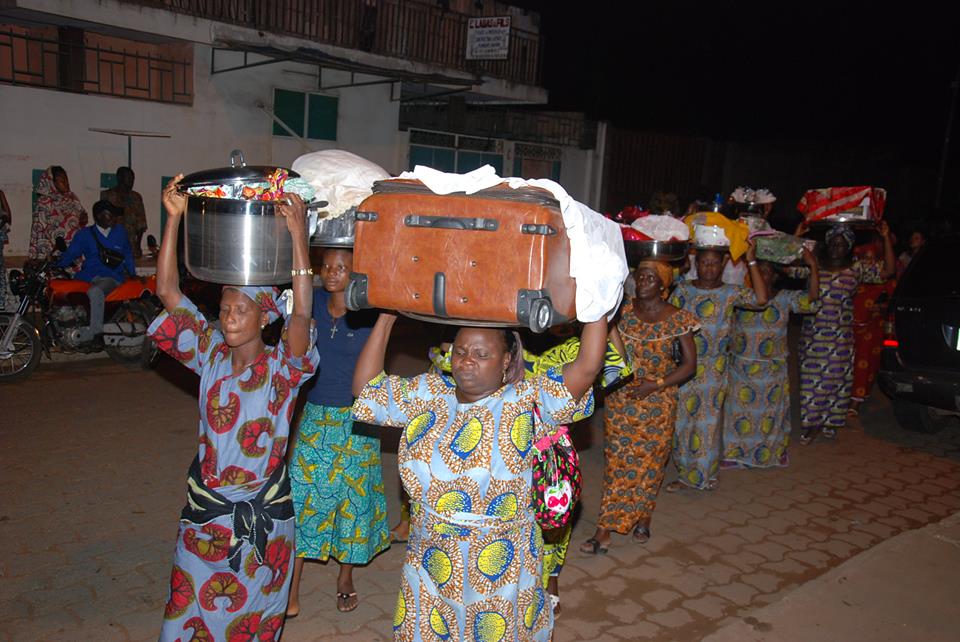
[123,0,542,86]
[0,24,192,104]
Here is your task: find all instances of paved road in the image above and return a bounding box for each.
[2,322,959,641]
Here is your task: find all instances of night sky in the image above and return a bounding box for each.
[513,1,960,168]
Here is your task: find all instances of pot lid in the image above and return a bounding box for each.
[179,148,300,188]
[179,165,300,188]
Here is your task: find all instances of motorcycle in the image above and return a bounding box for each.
[0,240,161,382]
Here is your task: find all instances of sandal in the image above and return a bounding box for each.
[822,426,837,439]
[579,537,609,555]
[549,593,561,615]
[632,525,651,544]
[664,481,684,493]
[799,429,817,445]
[336,591,359,613]
[704,478,720,491]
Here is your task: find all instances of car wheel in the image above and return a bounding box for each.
[892,398,951,434]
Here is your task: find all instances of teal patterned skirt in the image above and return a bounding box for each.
[289,403,390,564]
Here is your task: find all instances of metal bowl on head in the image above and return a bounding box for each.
[309,207,357,248]
[624,240,690,266]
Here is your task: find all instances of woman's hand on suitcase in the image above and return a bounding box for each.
[278,194,307,236]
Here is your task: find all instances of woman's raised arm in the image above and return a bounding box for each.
[352,312,397,396]
[562,317,608,400]
[277,195,313,357]
[156,175,186,313]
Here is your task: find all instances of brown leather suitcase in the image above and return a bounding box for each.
[345,179,576,332]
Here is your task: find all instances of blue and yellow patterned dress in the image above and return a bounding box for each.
[353,369,594,641]
[670,281,755,489]
[722,290,820,468]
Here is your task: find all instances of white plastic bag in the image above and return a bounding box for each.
[291,150,390,217]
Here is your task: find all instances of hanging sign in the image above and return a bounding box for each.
[466,16,511,60]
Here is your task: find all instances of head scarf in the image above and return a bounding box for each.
[222,286,283,323]
[825,224,855,249]
[637,260,675,298]
[28,167,87,259]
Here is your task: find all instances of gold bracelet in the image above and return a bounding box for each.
[656,377,665,388]
[290,267,314,277]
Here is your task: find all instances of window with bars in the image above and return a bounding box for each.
[272,88,338,141]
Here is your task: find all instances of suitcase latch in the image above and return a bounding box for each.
[355,211,378,222]
[521,223,557,236]
[404,215,498,231]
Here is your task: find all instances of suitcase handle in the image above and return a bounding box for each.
[404,215,499,231]
[433,272,447,317]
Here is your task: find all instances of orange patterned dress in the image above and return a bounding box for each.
[598,301,699,533]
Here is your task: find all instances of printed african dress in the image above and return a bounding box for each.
[852,280,896,402]
[290,404,390,563]
[599,300,699,532]
[353,369,594,642]
[722,290,820,469]
[288,290,388,565]
[799,261,884,431]
[670,281,755,489]
[149,296,318,642]
[427,338,631,587]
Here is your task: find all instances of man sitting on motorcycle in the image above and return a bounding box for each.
[56,200,136,343]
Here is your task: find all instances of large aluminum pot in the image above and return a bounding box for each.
[183,196,299,285]
[179,153,309,285]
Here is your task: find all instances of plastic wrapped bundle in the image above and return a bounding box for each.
[755,232,807,264]
[631,215,690,241]
[292,149,390,217]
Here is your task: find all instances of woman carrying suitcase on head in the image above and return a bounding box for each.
[351,314,610,641]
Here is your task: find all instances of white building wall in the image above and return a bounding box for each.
[1,44,401,256]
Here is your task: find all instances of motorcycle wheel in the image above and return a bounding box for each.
[0,315,42,382]
[104,303,153,366]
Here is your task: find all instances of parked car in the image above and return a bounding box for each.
[878,236,960,433]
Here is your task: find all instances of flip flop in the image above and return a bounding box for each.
[664,481,684,493]
[337,591,359,613]
[632,525,651,544]
[579,537,609,555]
[548,593,561,615]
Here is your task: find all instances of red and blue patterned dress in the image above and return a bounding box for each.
[149,296,318,642]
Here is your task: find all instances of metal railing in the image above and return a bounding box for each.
[0,28,192,104]
[124,0,542,85]
[402,104,598,149]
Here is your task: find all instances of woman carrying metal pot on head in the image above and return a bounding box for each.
[285,246,389,617]
[152,175,319,641]
[581,259,699,555]
[796,221,895,443]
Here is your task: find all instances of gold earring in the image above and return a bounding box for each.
[502,370,507,383]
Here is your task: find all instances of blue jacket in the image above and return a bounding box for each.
[57,225,135,282]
